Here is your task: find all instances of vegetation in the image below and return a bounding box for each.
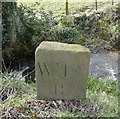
[1,1,119,118]
[0,74,119,117]
[2,1,120,63]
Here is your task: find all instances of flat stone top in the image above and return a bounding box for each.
[37,41,90,53]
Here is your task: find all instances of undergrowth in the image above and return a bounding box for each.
[0,74,119,117]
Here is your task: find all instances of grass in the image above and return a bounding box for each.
[1,1,119,117]
[0,74,119,117]
[56,76,119,117]
[39,2,93,17]
[17,1,117,18]
[17,1,92,17]
[18,0,116,17]
[0,73,36,109]
[86,76,119,117]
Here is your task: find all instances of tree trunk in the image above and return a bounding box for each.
[2,2,17,55]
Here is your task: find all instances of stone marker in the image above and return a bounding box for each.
[35,41,90,100]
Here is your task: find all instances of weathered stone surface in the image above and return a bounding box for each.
[35,41,90,100]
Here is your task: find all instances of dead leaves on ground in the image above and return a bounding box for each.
[40,99,46,104]
[0,99,101,118]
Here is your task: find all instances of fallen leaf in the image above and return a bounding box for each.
[32,111,37,118]
[18,107,25,113]
[40,100,46,105]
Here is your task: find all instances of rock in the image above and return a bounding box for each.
[35,41,90,101]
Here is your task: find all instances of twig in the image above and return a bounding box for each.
[2,58,6,71]
[21,69,35,80]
